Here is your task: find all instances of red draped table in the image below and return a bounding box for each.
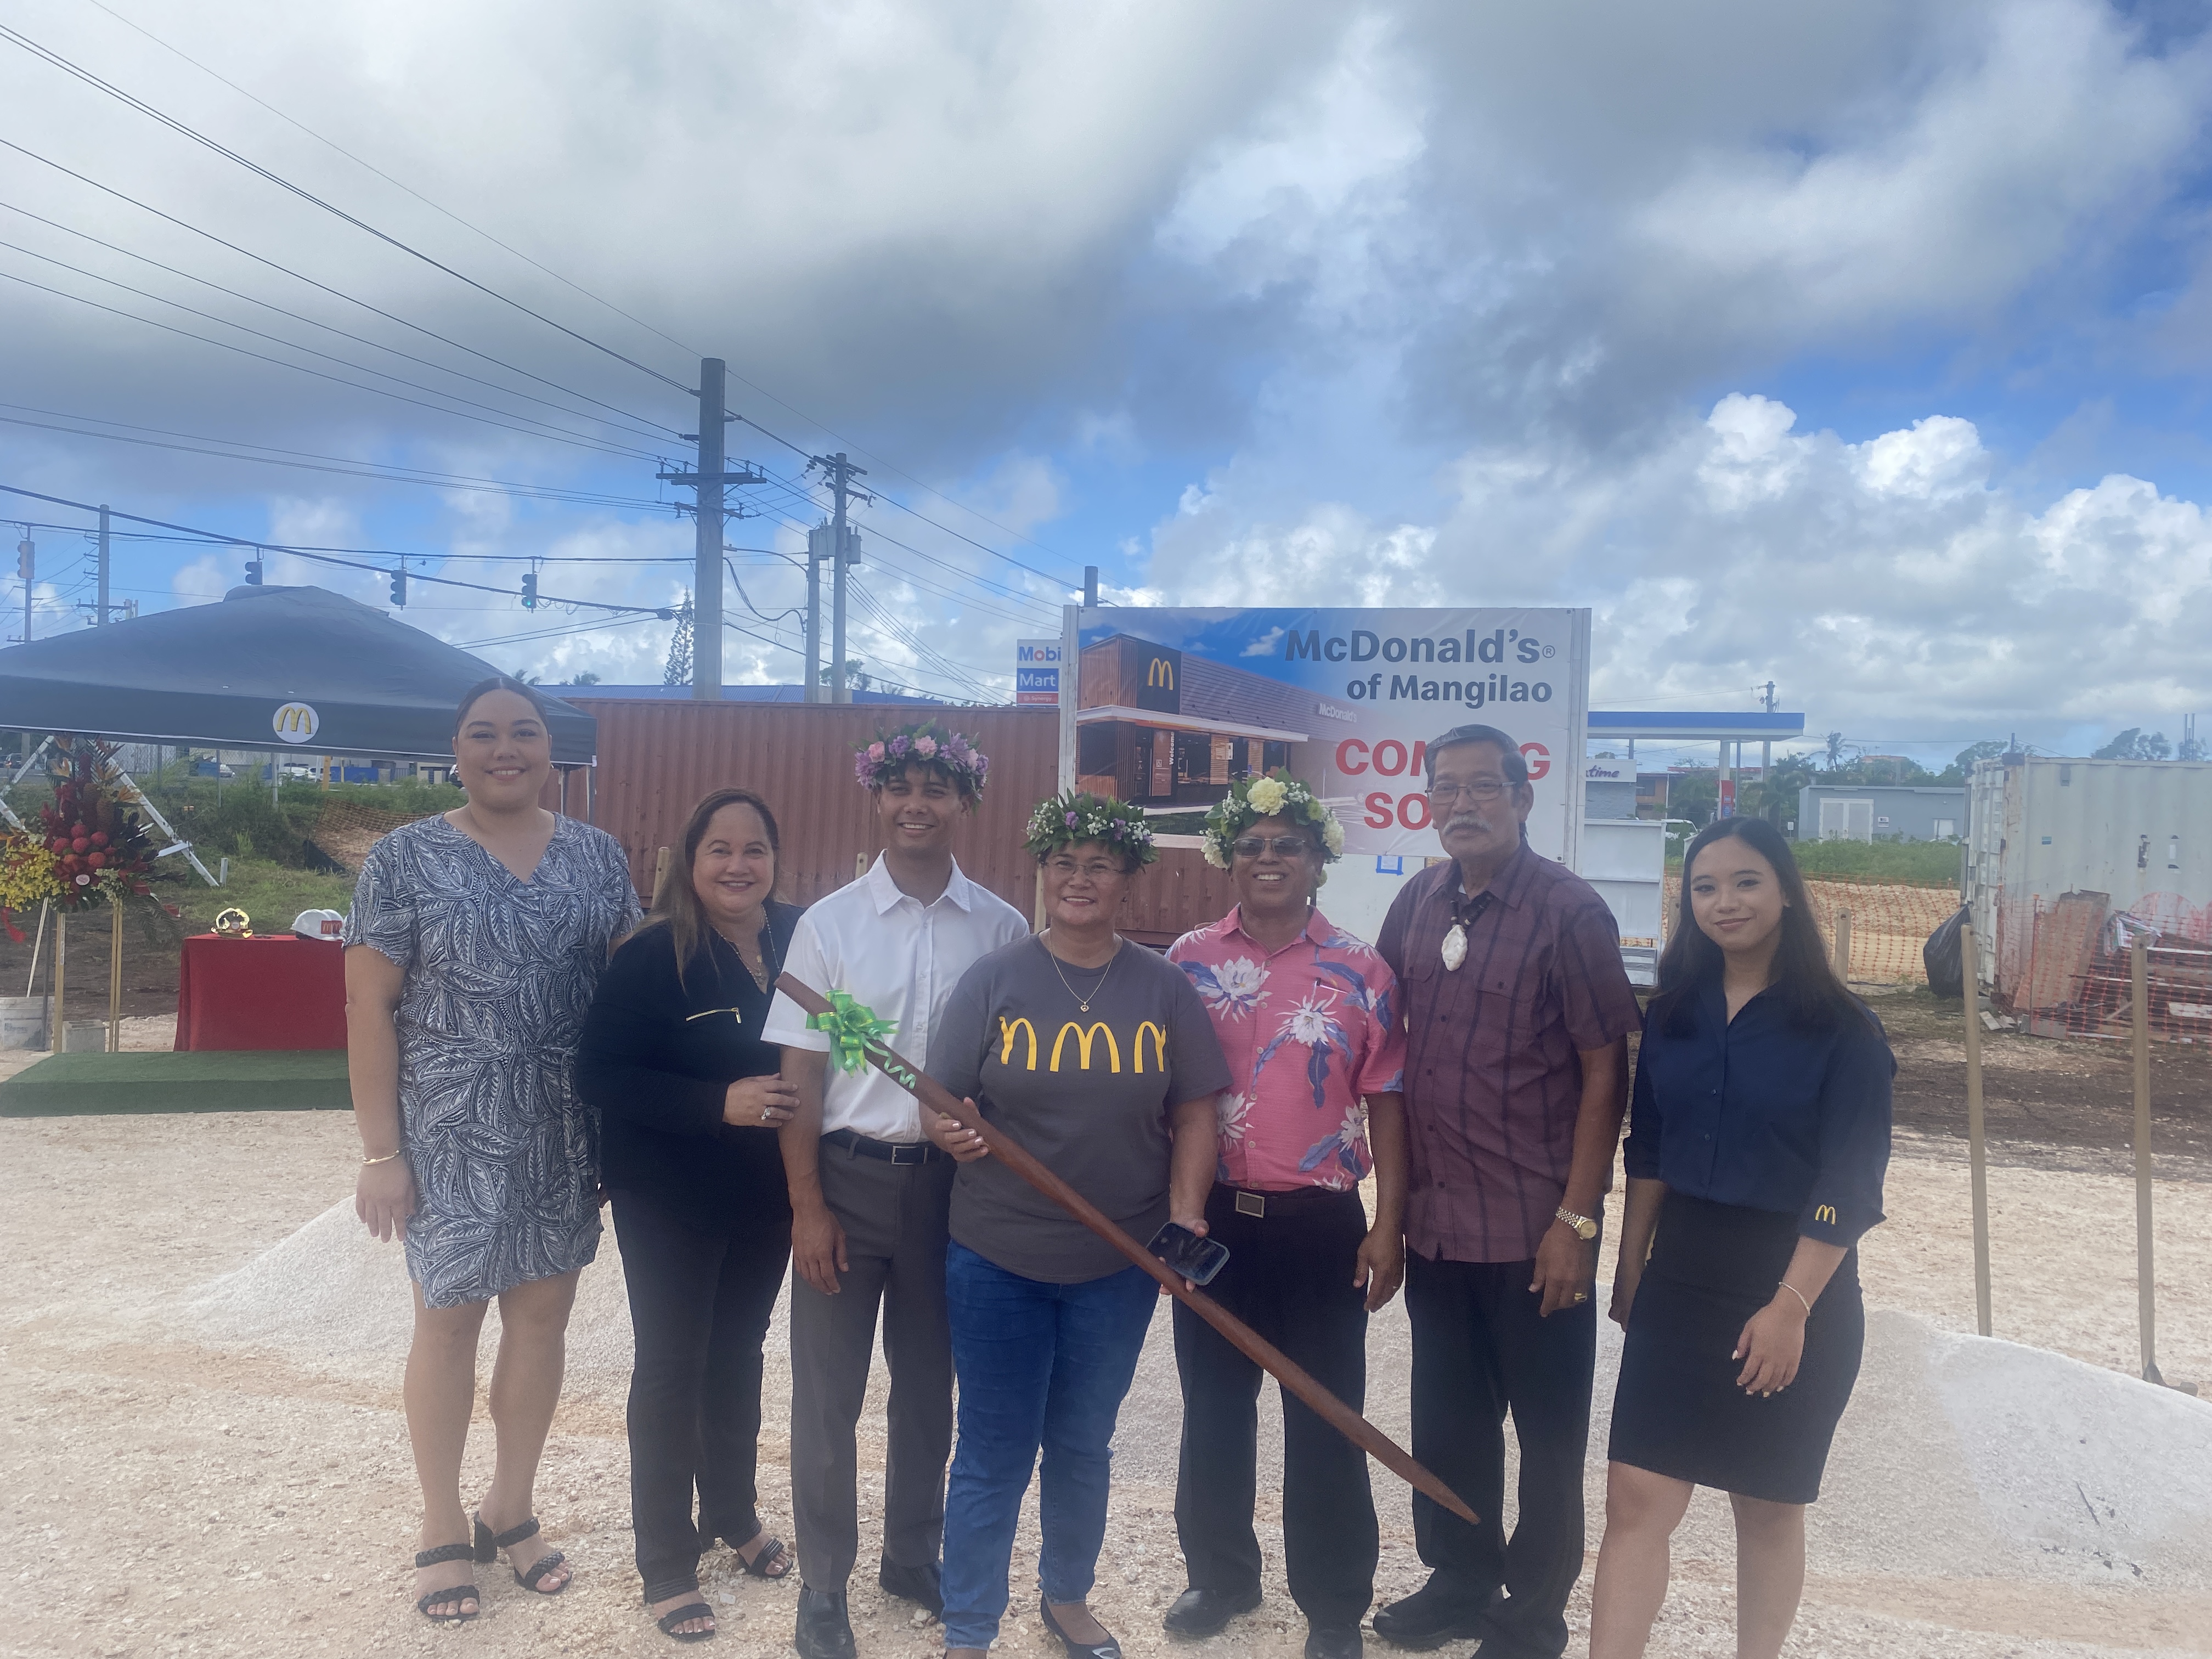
[174,933,348,1051]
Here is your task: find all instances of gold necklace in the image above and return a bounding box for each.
[1045,934,1120,1013]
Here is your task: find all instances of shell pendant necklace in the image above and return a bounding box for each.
[1047,933,1119,1012]
[1442,890,1494,973]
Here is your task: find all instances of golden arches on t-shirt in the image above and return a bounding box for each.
[998,1017,1038,1070]
[1051,1021,1119,1073]
[1132,1021,1167,1074]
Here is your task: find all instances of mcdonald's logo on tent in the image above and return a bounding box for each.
[272,701,321,743]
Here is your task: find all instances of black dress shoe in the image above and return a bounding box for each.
[1306,1625,1363,1659]
[795,1585,857,1659]
[878,1558,944,1617]
[1163,1586,1263,1638]
[1040,1594,1122,1659]
[1370,1578,1493,1650]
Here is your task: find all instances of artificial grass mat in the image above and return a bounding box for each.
[0,1049,351,1117]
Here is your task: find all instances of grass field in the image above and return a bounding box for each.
[1667,833,1963,887]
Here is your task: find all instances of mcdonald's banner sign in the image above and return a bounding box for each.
[1071,607,1591,868]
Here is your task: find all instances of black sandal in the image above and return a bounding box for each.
[731,1532,792,1579]
[475,1512,569,1594]
[656,1598,718,1643]
[413,1542,481,1622]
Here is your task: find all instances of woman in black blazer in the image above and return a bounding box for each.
[577,787,803,1643]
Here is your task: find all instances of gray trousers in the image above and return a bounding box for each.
[789,1146,957,1590]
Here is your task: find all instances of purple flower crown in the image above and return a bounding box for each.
[854,721,990,796]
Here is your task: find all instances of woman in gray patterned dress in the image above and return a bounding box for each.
[345,675,640,1623]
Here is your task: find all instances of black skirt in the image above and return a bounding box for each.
[1607,1192,1864,1504]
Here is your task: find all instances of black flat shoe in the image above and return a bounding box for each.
[1306,1624,1363,1659]
[1163,1586,1262,1638]
[879,1557,944,1616]
[795,1585,857,1659]
[1040,1594,1122,1659]
[1370,1578,1493,1650]
[413,1542,481,1623]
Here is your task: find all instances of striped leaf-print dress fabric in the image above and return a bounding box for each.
[345,815,641,1308]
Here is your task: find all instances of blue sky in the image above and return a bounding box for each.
[3,0,2209,772]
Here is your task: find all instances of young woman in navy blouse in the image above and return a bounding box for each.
[1589,817,1893,1659]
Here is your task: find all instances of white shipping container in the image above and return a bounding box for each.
[1965,756,2212,1006]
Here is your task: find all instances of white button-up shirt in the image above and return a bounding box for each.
[763,853,1031,1141]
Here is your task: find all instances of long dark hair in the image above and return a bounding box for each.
[639,788,781,989]
[1650,817,1861,1036]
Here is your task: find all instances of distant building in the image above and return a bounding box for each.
[1584,760,1638,819]
[1798,783,1966,843]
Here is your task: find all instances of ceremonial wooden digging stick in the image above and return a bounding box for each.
[777,972,1478,1525]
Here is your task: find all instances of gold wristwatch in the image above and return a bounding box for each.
[1555,1206,1598,1242]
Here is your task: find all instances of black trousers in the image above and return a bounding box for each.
[1172,1184,1377,1630]
[1403,1252,1595,1659]
[611,1190,793,1601]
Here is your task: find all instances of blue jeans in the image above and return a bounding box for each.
[940,1241,1159,1650]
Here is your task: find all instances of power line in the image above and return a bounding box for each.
[0,197,676,444]
[0,238,664,457]
[0,21,698,396]
[0,404,673,510]
[73,0,709,365]
[0,135,684,435]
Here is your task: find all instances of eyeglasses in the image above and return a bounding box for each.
[1428,778,1511,804]
[1231,836,1312,859]
[1046,856,1124,879]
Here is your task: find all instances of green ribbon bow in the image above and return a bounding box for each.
[807,989,899,1076]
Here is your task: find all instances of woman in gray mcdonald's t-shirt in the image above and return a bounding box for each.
[922,793,1230,1659]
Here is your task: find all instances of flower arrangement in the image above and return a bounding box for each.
[0,776,158,939]
[1200,769,1346,871]
[853,721,991,797]
[1024,789,1158,866]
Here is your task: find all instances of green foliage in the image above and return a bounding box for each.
[161,855,356,933]
[2091,727,2171,760]
[1782,837,1962,885]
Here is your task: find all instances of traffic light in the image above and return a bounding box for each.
[521,571,538,610]
[244,556,263,585]
[389,567,407,607]
[14,537,31,582]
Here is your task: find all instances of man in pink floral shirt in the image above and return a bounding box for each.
[1162,774,1408,1659]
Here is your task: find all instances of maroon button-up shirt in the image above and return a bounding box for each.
[1375,840,1641,1264]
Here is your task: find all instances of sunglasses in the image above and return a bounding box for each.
[1232,836,1312,859]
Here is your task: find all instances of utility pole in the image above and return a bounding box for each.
[15,528,31,646]
[1084,566,1098,608]
[657,358,764,702]
[1760,679,1776,782]
[96,505,110,626]
[810,453,868,704]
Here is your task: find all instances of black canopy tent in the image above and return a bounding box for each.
[0,584,596,764]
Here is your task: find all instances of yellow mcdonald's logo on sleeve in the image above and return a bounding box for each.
[998,1017,1039,1070]
[1814,1204,1838,1225]
[1133,1021,1167,1073]
[1051,1022,1120,1073]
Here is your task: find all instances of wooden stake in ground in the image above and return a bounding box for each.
[2131,934,2161,1387]
[1832,908,1853,983]
[776,971,1479,1526]
[52,910,64,1052]
[24,899,47,998]
[650,845,672,911]
[106,898,122,1054]
[1959,915,1992,1339]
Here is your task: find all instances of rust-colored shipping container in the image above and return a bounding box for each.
[572,698,1059,914]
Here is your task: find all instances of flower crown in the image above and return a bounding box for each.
[1024,789,1158,865]
[854,721,990,797]
[1200,769,1346,870]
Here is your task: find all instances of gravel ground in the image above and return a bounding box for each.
[4,1060,2210,1657]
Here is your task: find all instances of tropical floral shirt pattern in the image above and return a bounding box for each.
[1168,907,1407,1191]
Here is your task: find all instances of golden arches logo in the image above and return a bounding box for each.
[1051,1022,1120,1073]
[998,1017,1038,1071]
[1146,657,1175,690]
[1814,1204,1838,1225]
[272,701,320,742]
[1132,1022,1167,1073]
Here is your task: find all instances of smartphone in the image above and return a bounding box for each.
[1147,1221,1230,1286]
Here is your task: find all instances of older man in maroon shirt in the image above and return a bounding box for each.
[1373,723,1639,1659]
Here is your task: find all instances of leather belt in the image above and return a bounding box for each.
[824,1127,945,1166]
[1219,1182,1355,1220]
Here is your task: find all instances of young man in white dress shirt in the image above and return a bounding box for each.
[764,725,1029,1659]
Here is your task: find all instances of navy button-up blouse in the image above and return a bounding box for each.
[1623,978,1894,1246]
